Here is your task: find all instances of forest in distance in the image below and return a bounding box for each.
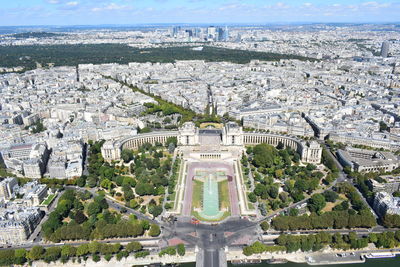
[0,44,316,71]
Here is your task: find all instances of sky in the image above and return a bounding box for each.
[0,0,399,26]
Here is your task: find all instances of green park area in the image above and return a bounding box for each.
[0,44,317,71]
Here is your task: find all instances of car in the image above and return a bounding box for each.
[191,218,200,225]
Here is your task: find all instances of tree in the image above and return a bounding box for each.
[94,195,109,209]
[61,245,76,258]
[322,149,338,172]
[92,254,101,262]
[86,176,97,188]
[74,210,87,224]
[138,127,151,133]
[260,221,270,231]
[166,136,178,147]
[14,248,27,265]
[31,120,46,133]
[379,121,388,132]
[159,246,176,257]
[149,224,161,237]
[116,250,129,261]
[76,244,90,257]
[77,176,86,187]
[100,179,112,190]
[121,149,134,163]
[323,191,339,203]
[88,242,101,254]
[382,214,400,228]
[0,250,16,266]
[149,205,163,218]
[254,184,266,196]
[129,199,139,209]
[276,141,285,150]
[104,254,113,261]
[248,192,257,203]
[289,208,299,216]
[252,144,279,168]
[126,241,142,253]
[28,246,45,261]
[268,186,279,199]
[134,251,150,258]
[308,194,326,214]
[87,202,101,216]
[43,247,61,263]
[177,244,186,256]
[168,142,176,154]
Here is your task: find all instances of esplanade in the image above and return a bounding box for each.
[101,122,322,164]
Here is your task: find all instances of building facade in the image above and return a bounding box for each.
[337,147,400,173]
[373,191,400,217]
[101,122,323,164]
[0,207,43,245]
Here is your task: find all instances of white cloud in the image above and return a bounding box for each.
[275,2,290,9]
[46,0,60,3]
[91,3,130,12]
[66,1,79,6]
[361,1,390,8]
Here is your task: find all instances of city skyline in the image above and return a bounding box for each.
[0,0,400,26]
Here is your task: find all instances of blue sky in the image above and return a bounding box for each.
[0,0,399,26]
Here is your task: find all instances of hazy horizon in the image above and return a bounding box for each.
[0,0,399,26]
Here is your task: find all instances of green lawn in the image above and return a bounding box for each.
[248,202,255,210]
[218,180,230,210]
[192,180,203,210]
[41,194,56,206]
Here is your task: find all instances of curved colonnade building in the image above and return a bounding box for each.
[101,122,322,164]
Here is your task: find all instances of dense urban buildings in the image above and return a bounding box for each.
[0,22,400,266]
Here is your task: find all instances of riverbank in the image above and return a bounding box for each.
[31,251,196,267]
[28,247,400,267]
[227,247,400,266]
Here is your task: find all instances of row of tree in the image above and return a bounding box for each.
[276,232,369,253]
[271,210,376,231]
[243,230,400,257]
[158,244,186,257]
[0,241,147,265]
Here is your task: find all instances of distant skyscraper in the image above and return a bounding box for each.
[381,41,389,58]
[207,26,216,40]
[224,26,229,41]
[216,26,229,42]
[185,29,193,37]
[194,28,201,38]
[217,27,224,42]
[172,26,181,37]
